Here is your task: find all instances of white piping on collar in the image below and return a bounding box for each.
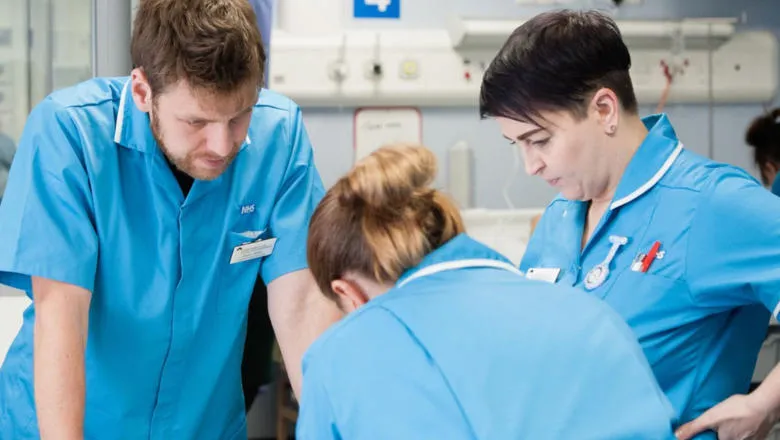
[113,79,130,144]
[112,78,253,146]
[610,142,684,210]
[397,259,523,289]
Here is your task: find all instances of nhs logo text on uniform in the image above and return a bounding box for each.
[241,204,256,215]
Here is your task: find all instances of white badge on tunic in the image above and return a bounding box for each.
[230,238,277,264]
[584,235,628,290]
[526,267,561,284]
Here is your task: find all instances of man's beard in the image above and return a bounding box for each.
[149,112,239,181]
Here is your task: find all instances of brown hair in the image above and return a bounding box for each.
[746,108,780,185]
[131,0,266,95]
[307,144,465,300]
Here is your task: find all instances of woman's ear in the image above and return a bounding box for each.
[331,279,370,313]
[590,87,620,136]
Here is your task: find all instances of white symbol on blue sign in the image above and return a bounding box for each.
[354,0,400,19]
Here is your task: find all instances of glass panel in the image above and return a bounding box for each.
[0,0,30,144]
[0,0,30,198]
[31,0,93,112]
[0,0,92,200]
[52,0,93,90]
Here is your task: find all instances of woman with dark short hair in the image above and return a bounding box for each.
[480,9,780,440]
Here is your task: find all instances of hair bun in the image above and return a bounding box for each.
[339,144,437,211]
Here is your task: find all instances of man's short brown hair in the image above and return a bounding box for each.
[131,0,266,95]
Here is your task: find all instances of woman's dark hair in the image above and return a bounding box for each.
[480,9,638,124]
[745,108,780,185]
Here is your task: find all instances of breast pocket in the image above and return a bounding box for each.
[605,269,695,340]
[218,231,267,315]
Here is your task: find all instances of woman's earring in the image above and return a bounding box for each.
[608,124,617,135]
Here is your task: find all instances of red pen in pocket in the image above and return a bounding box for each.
[640,241,661,273]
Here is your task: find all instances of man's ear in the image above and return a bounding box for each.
[130,67,153,113]
[331,279,370,313]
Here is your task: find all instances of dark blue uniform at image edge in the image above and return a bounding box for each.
[771,173,780,196]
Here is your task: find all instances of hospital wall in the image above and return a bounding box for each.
[298,0,780,209]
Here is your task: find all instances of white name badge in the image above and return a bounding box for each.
[526,267,561,284]
[230,238,277,264]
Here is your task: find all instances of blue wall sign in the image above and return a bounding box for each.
[354,0,400,19]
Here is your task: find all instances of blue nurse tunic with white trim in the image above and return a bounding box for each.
[296,234,677,439]
[522,114,780,436]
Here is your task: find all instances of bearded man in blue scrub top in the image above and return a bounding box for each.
[481,10,780,440]
[0,1,340,439]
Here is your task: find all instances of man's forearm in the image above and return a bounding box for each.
[268,271,342,399]
[32,278,90,440]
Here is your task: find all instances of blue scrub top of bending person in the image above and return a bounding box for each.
[522,114,780,438]
[296,234,677,439]
[0,77,324,439]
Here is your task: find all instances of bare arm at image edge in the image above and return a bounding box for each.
[32,276,91,440]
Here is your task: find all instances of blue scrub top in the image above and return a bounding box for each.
[0,77,325,439]
[296,234,677,439]
[521,114,780,435]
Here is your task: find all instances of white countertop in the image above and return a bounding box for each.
[0,284,29,365]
